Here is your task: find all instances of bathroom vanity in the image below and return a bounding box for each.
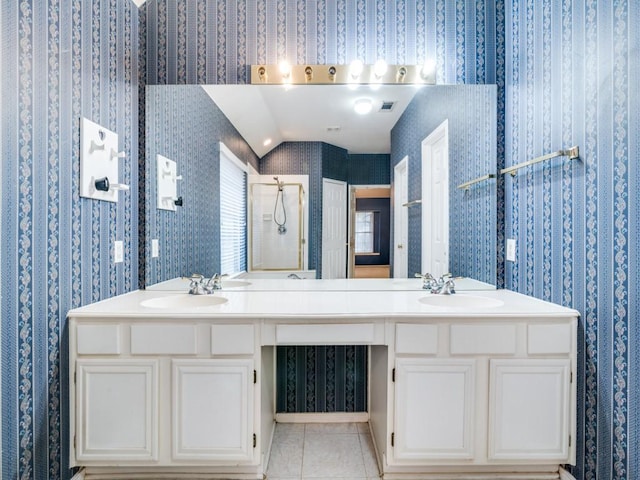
[68,282,578,479]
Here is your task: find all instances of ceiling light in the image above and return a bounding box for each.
[263,138,272,146]
[354,98,373,115]
[349,59,364,79]
[373,59,388,78]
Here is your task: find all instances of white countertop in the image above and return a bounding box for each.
[68,283,578,320]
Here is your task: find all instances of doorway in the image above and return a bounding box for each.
[393,157,409,278]
[348,185,391,279]
[421,120,449,277]
[321,178,348,279]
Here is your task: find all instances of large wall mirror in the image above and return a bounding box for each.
[144,84,496,288]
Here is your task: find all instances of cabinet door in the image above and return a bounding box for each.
[393,358,476,461]
[76,360,158,462]
[489,359,571,461]
[172,359,254,462]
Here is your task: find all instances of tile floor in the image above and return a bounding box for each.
[266,422,380,479]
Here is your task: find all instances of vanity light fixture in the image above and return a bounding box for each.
[349,59,364,79]
[396,66,407,82]
[354,98,373,115]
[304,66,313,82]
[250,63,437,85]
[373,59,388,79]
[279,60,292,79]
[327,65,337,82]
[420,59,437,82]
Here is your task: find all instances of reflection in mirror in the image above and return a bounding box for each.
[144,84,496,288]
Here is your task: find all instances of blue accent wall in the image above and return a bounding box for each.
[145,85,258,285]
[391,85,497,285]
[503,2,639,479]
[1,1,140,478]
[348,154,391,185]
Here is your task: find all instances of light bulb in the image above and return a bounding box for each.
[373,59,388,78]
[350,59,364,79]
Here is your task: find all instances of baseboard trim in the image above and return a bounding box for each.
[70,469,86,480]
[559,466,577,480]
[274,412,369,423]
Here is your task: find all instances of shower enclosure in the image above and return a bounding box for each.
[248,175,309,271]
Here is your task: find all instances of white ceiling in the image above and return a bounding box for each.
[202,84,421,158]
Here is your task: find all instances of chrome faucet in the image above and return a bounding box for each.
[208,273,227,290]
[188,274,221,295]
[415,272,456,294]
[415,272,437,290]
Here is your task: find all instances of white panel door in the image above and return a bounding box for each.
[422,120,449,277]
[393,157,408,278]
[393,358,475,461]
[76,360,158,462]
[322,178,348,279]
[172,359,254,462]
[488,359,571,461]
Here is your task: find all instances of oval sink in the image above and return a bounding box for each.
[221,280,251,288]
[141,294,228,309]
[419,294,504,310]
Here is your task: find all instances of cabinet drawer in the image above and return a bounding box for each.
[211,324,255,355]
[450,324,516,355]
[528,324,572,354]
[131,324,197,354]
[276,323,376,345]
[396,324,438,354]
[77,325,121,355]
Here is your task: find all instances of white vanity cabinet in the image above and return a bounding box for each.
[69,320,260,470]
[382,318,577,476]
[75,358,159,462]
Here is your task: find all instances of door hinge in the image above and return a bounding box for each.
[570,371,573,383]
[392,368,395,382]
[391,432,395,447]
[73,434,76,449]
[253,433,257,448]
[569,435,572,447]
[254,370,257,384]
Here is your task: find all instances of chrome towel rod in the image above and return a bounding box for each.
[402,199,422,207]
[457,173,496,191]
[500,146,579,177]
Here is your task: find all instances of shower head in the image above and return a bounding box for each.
[274,176,284,191]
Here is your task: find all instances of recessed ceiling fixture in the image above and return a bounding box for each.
[354,98,373,115]
[326,126,342,132]
[263,138,272,146]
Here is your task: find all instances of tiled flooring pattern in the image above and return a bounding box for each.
[266,423,380,479]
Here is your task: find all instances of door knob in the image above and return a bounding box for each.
[397,244,404,249]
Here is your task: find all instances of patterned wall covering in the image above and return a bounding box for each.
[348,154,391,185]
[145,85,258,286]
[503,2,639,480]
[391,85,497,285]
[1,1,140,479]
[321,142,349,183]
[276,346,368,413]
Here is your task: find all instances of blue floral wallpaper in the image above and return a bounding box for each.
[391,85,497,285]
[144,85,258,286]
[1,1,140,479]
[503,2,639,479]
